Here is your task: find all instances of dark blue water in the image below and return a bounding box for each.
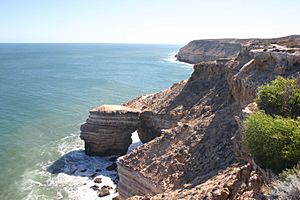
[0,44,192,199]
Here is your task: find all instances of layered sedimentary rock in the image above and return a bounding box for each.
[230,45,300,107]
[176,39,242,64]
[176,35,300,64]
[79,35,300,199]
[137,112,175,143]
[80,105,140,156]
[115,35,300,199]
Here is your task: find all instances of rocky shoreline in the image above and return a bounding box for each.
[80,35,300,199]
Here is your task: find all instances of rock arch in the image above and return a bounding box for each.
[80,105,141,156]
[80,104,174,156]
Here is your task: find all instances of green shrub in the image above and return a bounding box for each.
[290,89,300,117]
[279,163,300,180]
[243,111,300,172]
[256,76,300,117]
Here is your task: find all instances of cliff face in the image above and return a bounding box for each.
[115,35,300,199]
[176,39,242,64]
[176,35,300,64]
[79,35,300,199]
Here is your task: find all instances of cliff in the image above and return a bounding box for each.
[176,35,300,64]
[80,35,300,199]
[117,35,300,199]
[176,39,242,64]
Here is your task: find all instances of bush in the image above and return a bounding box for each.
[268,172,300,200]
[279,163,300,180]
[243,111,300,172]
[256,76,300,117]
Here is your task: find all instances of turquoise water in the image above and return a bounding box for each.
[0,44,192,199]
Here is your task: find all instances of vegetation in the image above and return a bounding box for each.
[243,76,300,172]
[279,163,300,180]
[268,178,300,200]
[256,76,300,118]
[243,111,300,172]
[268,166,300,200]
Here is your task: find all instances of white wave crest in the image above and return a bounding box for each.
[162,52,194,68]
[20,132,142,200]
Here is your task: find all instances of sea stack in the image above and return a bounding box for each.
[80,105,140,156]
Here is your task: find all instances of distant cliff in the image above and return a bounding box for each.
[176,39,242,64]
[176,35,300,64]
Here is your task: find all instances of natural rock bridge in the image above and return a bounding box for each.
[80,105,169,156]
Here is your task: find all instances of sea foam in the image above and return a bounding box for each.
[162,52,194,68]
[20,132,141,200]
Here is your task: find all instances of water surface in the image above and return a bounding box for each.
[0,44,192,199]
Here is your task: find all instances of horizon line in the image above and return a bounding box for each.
[0,42,185,45]
[1,34,299,45]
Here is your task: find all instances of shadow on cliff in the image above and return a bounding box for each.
[163,67,243,188]
[164,68,228,113]
[178,104,241,188]
[47,150,118,177]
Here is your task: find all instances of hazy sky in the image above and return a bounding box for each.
[0,0,299,44]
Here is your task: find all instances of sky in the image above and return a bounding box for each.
[0,0,299,44]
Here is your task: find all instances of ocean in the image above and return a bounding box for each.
[0,44,192,200]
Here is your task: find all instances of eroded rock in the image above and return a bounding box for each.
[137,111,175,143]
[80,35,300,199]
[80,105,140,156]
[98,188,110,197]
[94,177,102,184]
[176,35,300,65]
[116,36,300,199]
[176,39,242,64]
